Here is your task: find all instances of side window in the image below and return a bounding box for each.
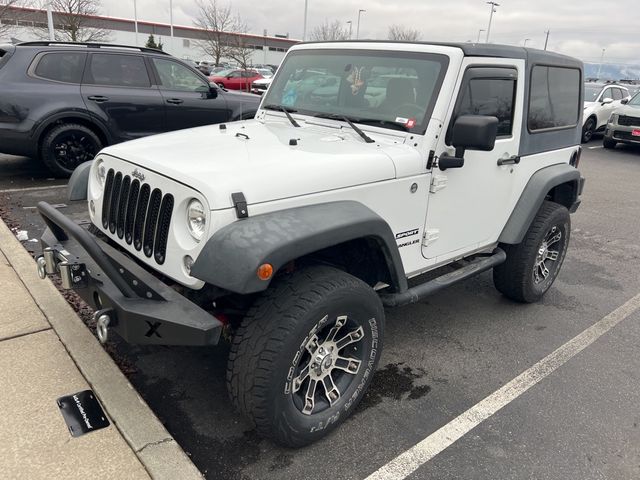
[85,54,151,88]
[152,58,207,92]
[447,68,517,143]
[528,66,580,131]
[228,71,242,78]
[611,88,622,100]
[34,52,86,83]
[601,88,612,101]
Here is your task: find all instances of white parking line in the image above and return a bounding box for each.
[366,293,640,480]
[0,184,66,194]
[588,145,604,149]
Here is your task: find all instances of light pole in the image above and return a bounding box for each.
[523,38,531,47]
[476,29,485,43]
[485,1,499,43]
[169,0,174,53]
[302,0,309,41]
[133,0,139,46]
[356,9,365,39]
[597,48,606,80]
[46,1,55,41]
[346,20,353,39]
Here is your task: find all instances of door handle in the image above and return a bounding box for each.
[166,98,184,105]
[87,95,109,103]
[497,155,520,166]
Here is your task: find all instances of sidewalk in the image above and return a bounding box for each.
[0,218,202,479]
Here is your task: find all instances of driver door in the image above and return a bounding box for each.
[422,58,525,262]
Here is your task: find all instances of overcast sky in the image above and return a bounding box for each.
[100,0,640,64]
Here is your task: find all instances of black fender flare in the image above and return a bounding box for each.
[67,160,94,201]
[499,163,583,244]
[190,201,408,295]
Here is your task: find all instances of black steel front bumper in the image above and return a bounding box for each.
[36,201,223,346]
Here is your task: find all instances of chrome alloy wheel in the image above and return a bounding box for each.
[533,225,562,284]
[290,315,365,416]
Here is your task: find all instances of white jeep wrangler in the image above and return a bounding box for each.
[36,41,585,447]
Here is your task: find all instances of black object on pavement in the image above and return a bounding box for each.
[57,390,110,437]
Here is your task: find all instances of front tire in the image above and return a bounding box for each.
[581,118,596,143]
[40,123,102,177]
[603,137,617,149]
[494,201,570,303]
[227,266,384,447]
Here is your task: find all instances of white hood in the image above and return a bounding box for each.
[101,119,401,210]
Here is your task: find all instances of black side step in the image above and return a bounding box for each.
[380,248,507,307]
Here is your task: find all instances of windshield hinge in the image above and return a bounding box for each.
[231,192,248,219]
[426,150,436,170]
[429,175,448,193]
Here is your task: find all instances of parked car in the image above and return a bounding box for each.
[209,69,263,90]
[0,42,259,176]
[582,82,630,142]
[603,92,640,148]
[37,41,584,447]
[250,76,273,95]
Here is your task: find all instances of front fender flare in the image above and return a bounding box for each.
[190,201,407,294]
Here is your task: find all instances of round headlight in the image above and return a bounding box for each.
[95,159,106,187]
[187,199,206,241]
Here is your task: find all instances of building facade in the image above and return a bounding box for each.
[0,6,298,65]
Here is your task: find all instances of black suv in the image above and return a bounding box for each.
[0,42,259,176]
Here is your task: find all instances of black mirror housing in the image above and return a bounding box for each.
[621,98,629,105]
[451,115,499,153]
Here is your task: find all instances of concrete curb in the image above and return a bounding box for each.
[0,218,203,480]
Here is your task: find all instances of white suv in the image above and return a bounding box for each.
[582,82,630,142]
[37,41,585,447]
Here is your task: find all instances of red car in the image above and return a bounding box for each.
[209,69,263,90]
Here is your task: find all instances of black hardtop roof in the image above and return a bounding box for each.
[301,40,582,68]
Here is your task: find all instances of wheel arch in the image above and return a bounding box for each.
[499,163,583,245]
[190,201,408,295]
[35,112,111,153]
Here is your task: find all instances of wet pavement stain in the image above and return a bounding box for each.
[355,363,432,413]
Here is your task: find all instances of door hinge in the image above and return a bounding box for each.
[429,175,448,193]
[422,229,440,247]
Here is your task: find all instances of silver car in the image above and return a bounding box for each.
[603,92,640,149]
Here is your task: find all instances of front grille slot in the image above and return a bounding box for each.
[618,115,640,127]
[143,189,162,258]
[101,170,175,264]
[133,184,150,251]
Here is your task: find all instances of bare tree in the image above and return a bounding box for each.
[0,1,26,39]
[35,0,111,42]
[388,24,421,42]
[193,0,239,65]
[310,20,349,42]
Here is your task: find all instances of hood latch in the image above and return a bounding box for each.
[232,192,248,219]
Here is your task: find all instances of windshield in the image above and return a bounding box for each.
[629,92,640,106]
[584,84,602,102]
[262,49,449,134]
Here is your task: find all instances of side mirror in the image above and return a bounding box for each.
[439,115,499,170]
[208,83,218,98]
[621,98,629,105]
[601,97,613,105]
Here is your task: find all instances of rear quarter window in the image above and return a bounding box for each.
[528,66,581,132]
[33,52,86,83]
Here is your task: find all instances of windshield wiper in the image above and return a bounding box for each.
[355,118,410,132]
[313,113,375,144]
[263,104,300,128]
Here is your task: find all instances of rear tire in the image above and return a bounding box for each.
[40,123,102,177]
[493,201,570,303]
[603,137,617,149]
[581,118,596,143]
[227,266,384,447]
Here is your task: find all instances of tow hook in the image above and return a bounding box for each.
[94,308,115,344]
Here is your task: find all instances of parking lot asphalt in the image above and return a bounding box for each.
[1,141,639,480]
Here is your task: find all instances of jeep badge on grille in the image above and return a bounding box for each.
[132,169,145,182]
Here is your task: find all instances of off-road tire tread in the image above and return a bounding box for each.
[494,201,569,303]
[226,265,378,446]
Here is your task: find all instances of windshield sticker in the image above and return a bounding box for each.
[395,117,409,124]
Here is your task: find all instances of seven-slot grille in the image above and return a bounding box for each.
[101,169,174,265]
[618,115,640,127]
